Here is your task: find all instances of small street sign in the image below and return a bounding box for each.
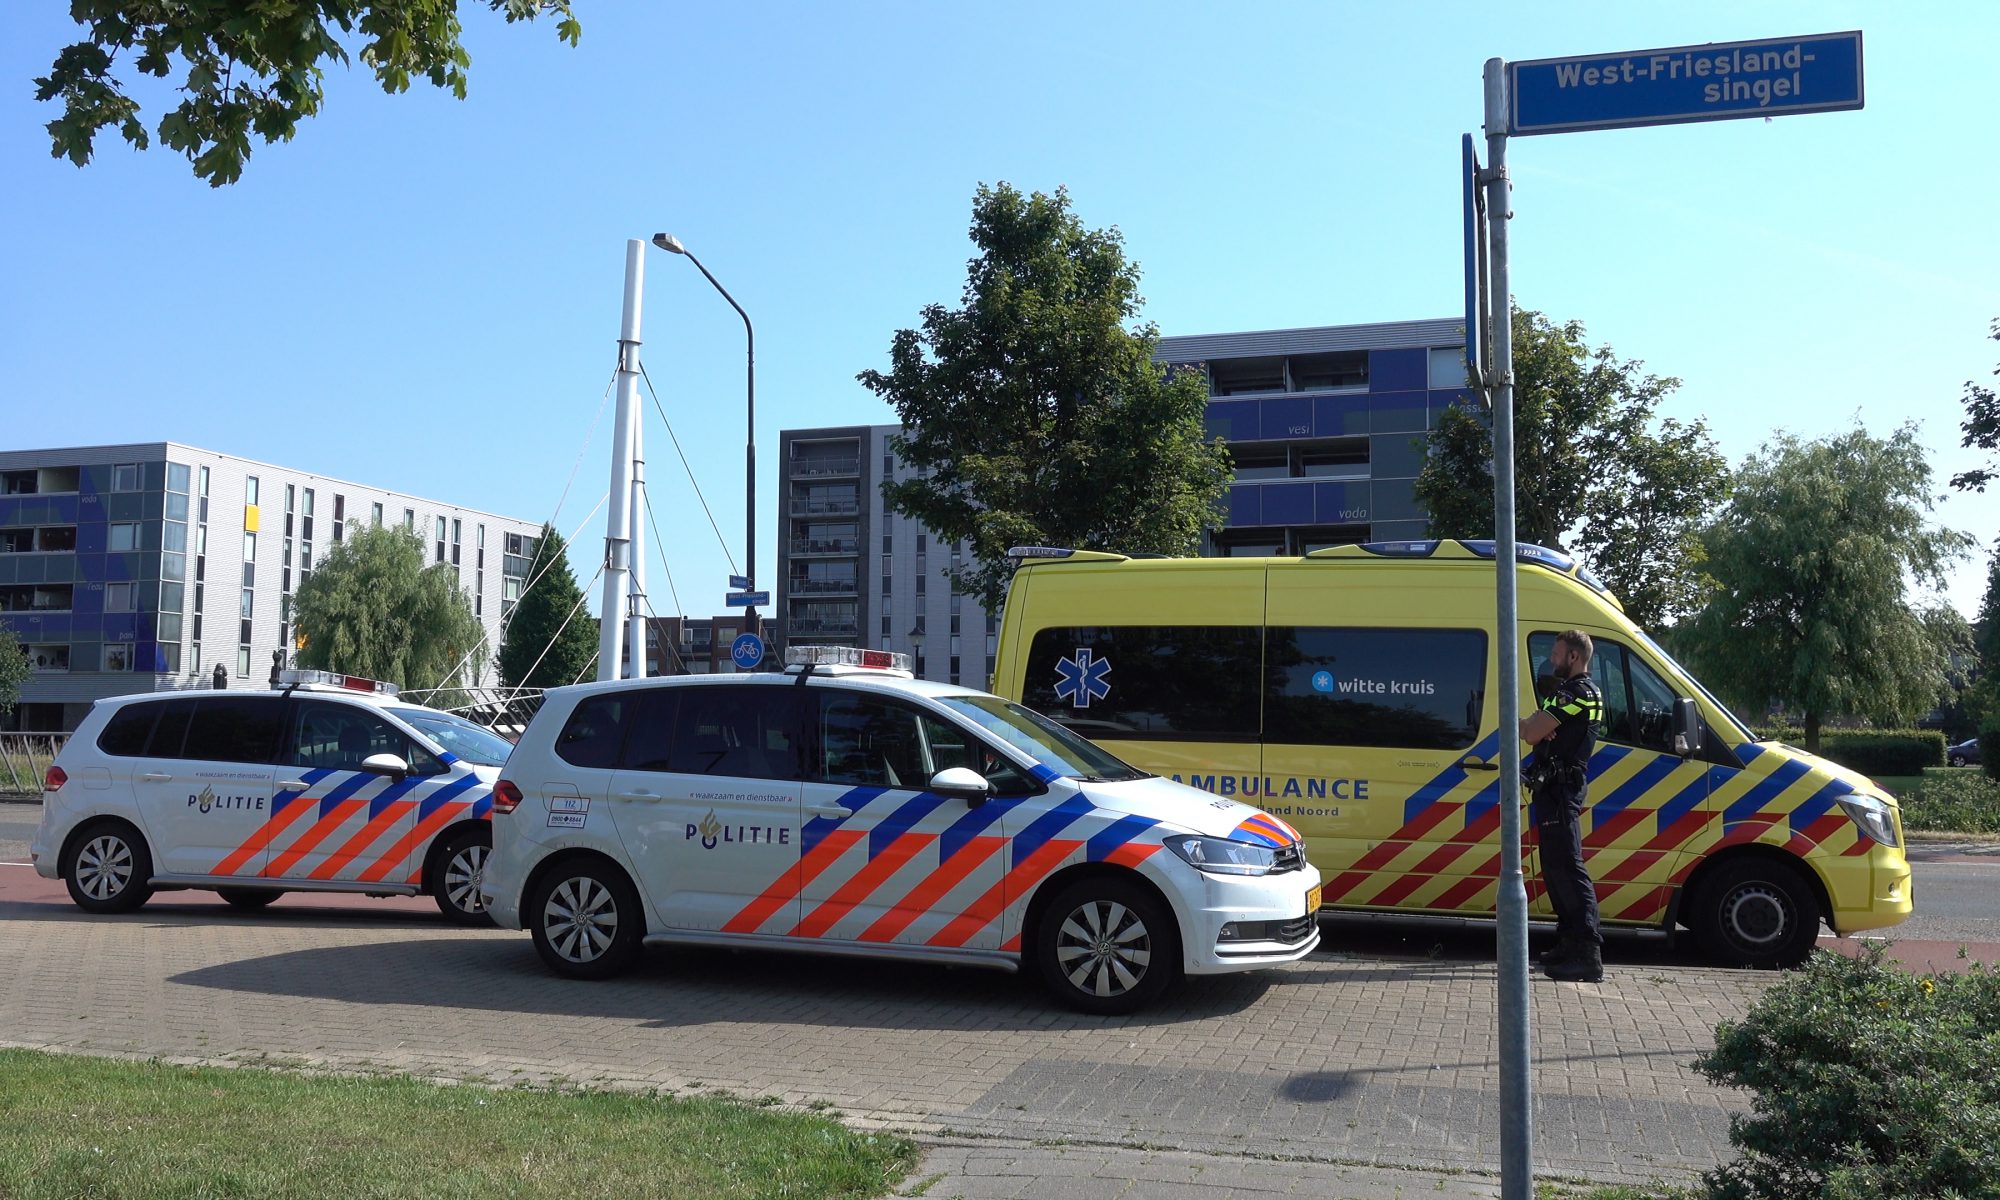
[725,590,770,608]
[728,574,752,590]
[730,632,765,671]
[1509,31,1862,136]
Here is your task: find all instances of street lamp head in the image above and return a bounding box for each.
[651,233,686,255]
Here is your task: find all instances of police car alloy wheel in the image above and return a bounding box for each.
[1034,877,1181,1015]
[431,826,495,926]
[527,860,643,980]
[1692,859,1821,969]
[63,822,154,914]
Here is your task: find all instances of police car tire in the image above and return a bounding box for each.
[1691,858,1821,969]
[1033,876,1181,1016]
[218,888,282,911]
[527,859,643,980]
[430,825,495,927]
[62,820,154,915]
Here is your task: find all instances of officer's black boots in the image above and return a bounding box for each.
[1537,934,1586,966]
[1543,940,1604,983]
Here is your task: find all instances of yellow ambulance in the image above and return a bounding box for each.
[992,539,1912,968]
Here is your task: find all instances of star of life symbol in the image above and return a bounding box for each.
[1054,647,1113,708]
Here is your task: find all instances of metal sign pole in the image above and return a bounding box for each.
[1483,55,1534,1200]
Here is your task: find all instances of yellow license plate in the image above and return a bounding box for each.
[1306,884,1323,915]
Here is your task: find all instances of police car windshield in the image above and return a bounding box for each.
[387,708,515,767]
[937,696,1148,782]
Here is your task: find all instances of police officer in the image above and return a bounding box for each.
[1517,629,1605,983]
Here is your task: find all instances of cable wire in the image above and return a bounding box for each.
[638,360,741,575]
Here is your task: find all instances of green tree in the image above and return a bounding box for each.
[290,523,485,690]
[858,183,1231,610]
[0,625,30,719]
[1680,423,1973,752]
[1415,307,1730,629]
[36,1,580,187]
[497,523,596,690]
[1950,318,2000,493]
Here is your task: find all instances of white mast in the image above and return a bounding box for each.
[598,239,644,681]
[627,418,649,678]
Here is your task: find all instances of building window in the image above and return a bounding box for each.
[949,656,960,684]
[477,523,486,549]
[474,571,483,616]
[450,518,461,565]
[1428,346,1468,390]
[105,582,135,612]
[243,531,256,561]
[301,542,312,574]
[245,476,259,506]
[372,502,384,526]
[103,643,133,672]
[167,463,189,494]
[237,647,251,678]
[881,574,892,596]
[285,484,296,513]
[882,614,892,639]
[111,463,140,492]
[915,574,926,596]
[108,522,139,552]
[190,642,201,672]
[240,589,254,618]
[198,466,209,496]
[883,452,894,476]
[403,508,415,531]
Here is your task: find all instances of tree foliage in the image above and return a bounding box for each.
[0,625,30,718]
[1950,318,2000,493]
[1679,424,1973,751]
[858,183,1231,610]
[1414,307,1730,629]
[290,523,485,691]
[497,523,596,691]
[36,1,580,187]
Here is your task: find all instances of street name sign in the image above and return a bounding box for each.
[728,574,752,590]
[725,590,771,608]
[1509,31,1862,136]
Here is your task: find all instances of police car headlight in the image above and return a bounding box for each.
[1165,835,1277,877]
[1836,794,1900,849]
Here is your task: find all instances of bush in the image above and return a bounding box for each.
[1983,718,1999,784]
[1899,770,2000,835]
[1750,728,1947,778]
[1694,944,2000,1200]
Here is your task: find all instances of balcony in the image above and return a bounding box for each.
[789,497,861,518]
[788,537,860,557]
[788,578,857,597]
[789,457,860,479]
[789,617,859,636]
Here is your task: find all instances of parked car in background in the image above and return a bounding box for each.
[1947,738,1983,768]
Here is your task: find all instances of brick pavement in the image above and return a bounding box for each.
[0,867,1770,1194]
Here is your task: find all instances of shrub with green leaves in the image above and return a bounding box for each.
[1751,728,1947,778]
[1898,770,2000,835]
[1693,944,2000,1200]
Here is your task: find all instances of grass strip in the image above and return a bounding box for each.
[0,1048,914,1200]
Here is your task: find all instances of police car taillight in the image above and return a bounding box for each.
[492,780,523,815]
[43,765,66,793]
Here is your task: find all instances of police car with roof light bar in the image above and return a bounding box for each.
[481,646,1322,1014]
[31,670,512,923]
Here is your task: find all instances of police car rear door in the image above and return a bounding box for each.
[146,695,284,878]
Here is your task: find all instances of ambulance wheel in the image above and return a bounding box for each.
[527,857,643,980]
[218,888,282,911]
[1690,858,1822,969]
[1034,876,1181,1015]
[430,825,494,926]
[62,820,154,915]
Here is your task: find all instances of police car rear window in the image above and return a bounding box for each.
[181,697,284,764]
[96,705,158,757]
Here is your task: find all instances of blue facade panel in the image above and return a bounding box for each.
[1258,397,1314,441]
[1206,399,1256,441]
[1313,482,1370,524]
[1370,392,1430,434]
[1227,484,1261,526]
[1369,348,1427,393]
[1261,482,1313,526]
[1312,395,1370,437]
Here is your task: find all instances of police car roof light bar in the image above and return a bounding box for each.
[783,645,911,672]
[277,668,400,697]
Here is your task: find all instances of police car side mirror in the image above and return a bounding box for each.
[930,766,992,806]
[1671,699,1703,759]
[360,752,410,782]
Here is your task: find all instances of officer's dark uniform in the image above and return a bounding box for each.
[1532,670,1605,960]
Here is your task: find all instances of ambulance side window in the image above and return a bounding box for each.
[1528,634,1677,755]
[1021,626,1262,741]
[1264,627,1486,750]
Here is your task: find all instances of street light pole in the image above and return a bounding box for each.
[653,234,757,640]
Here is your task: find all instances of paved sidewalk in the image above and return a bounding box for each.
[897,1139,1508,1199]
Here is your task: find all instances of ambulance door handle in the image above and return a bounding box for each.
[807,804,853,818]
[1458,757,1500,772]
[141,772,173,783]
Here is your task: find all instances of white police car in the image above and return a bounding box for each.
[481,647,1322,1013]
[31,671,509,922]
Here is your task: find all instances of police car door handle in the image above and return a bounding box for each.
[616,790,660,801]
[807,803,853,817]
[141,772,173,782]
[1457,757,1500,771]
[279,779,311,790]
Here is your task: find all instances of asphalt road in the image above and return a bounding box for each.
[6,801,1993,961]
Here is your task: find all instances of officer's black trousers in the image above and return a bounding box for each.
[1534,781,1601,946]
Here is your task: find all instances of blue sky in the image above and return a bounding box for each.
[4,2,1995,622]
